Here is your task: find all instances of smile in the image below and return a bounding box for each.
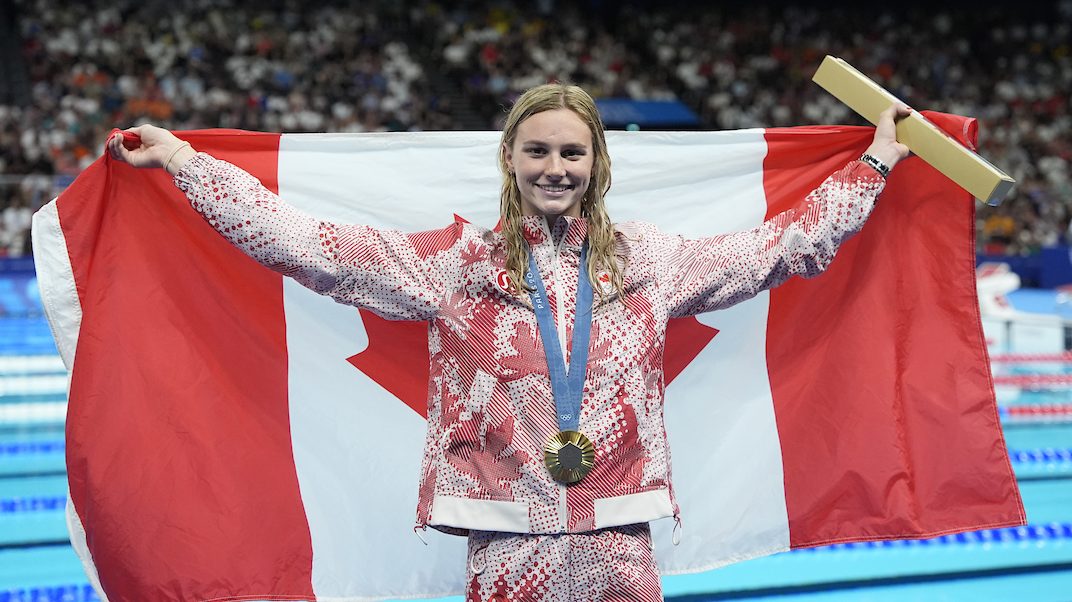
[537,184,573,192]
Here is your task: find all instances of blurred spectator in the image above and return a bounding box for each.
[0,182,37,257]
[1,0,1069,258]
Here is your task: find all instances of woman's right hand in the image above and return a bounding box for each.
[108,124,198,175]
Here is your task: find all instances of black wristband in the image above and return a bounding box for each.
[859,153,891,179]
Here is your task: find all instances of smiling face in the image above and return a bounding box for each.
[503,108,594,220]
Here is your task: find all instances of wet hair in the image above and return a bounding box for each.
[498,83,623,297]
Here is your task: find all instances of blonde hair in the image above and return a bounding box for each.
[498,83,623,297]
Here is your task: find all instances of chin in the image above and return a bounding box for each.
[528,199,583,219]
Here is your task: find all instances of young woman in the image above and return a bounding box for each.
[110,84,909,602]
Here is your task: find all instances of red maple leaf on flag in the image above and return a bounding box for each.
[348,217,719,418]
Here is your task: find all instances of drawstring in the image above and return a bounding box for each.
[413,525,429,546]
[469,544,487,575]
[672,515,683,546]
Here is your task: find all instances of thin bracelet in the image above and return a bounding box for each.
[164,142,192,173]
[859,153,891,179]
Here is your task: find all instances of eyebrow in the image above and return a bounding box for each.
[519,140,590,149]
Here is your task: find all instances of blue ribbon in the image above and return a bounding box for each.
[524,242,593,433]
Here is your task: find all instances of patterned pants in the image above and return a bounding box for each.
[465,523,662,602]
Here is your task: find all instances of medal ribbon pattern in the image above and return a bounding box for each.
[524,242,596,483]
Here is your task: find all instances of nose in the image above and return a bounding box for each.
[546,154,566,177]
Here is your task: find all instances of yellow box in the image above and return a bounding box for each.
[812,55,1014,206]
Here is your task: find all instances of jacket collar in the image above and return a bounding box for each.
[520,215,589,251]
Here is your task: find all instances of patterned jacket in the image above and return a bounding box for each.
[174,154,885,535]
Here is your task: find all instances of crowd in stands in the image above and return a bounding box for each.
[1,0,1069,258]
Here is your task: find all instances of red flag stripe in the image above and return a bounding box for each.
[762,121,1025,548]
[59,132,315,601]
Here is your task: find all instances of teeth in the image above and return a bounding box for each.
[539,184,569,192]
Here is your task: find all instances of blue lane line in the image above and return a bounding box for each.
[0,584,100,602]
[1010,448,1072,463]
[0,442,64,456]
[0,496,66,513]
[793,523,1072,552]
[664,561,1072,602]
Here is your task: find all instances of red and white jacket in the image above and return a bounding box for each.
[174,154,885,536]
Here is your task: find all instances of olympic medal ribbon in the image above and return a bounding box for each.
[525,242,596,483]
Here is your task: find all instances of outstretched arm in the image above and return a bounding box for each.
[662,104,911,317]
[108,125,445,321]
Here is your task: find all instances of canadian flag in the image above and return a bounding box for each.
[33,116,1024,602]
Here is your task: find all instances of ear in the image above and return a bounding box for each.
[502,142,514,173]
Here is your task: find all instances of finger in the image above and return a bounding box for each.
[107,134,123,161]
[119,129,143,150]
[106,129,121,156]
[876,106,894,127]
[119,144,145,167]
[112,134,142,165]
[876,107,898,135]
[113,141,131,164]
[107,128,137,159]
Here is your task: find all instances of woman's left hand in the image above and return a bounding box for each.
[864,104,912,172]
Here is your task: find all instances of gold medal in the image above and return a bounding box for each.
[544,430,595,483]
